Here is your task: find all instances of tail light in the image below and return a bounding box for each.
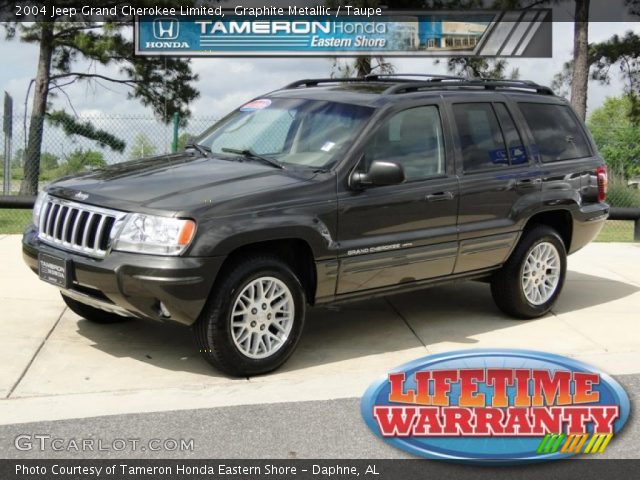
[596,165,608,203]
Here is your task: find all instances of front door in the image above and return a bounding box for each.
[336,103,459,295]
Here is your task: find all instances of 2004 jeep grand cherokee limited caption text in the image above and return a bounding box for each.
[23,75,609,376]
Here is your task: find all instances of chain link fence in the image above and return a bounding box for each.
[2,113,218,192]
[1,113,217,233]
[1,114,639,240]
[601,174,640,242]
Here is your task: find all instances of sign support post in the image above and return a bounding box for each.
[3,92,13,195]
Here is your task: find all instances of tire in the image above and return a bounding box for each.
[194,256,306,377]
[491,225,567,319]
[61,293,133,324]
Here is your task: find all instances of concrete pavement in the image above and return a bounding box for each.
[3,375,640,459]
[1,235,639,427]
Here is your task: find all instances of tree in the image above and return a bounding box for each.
[59,149,106,176]
[129,133,157,159]
[328,0,523,78]
[437,58,520,79]
[12,149,24,169]
[47,111,125,152]
[177,132,196,151]
[571,0,590,120]
[483,0,594,119]
[40,152,59,172]
[331,56,395,78]
[495,0,590,118]
[4,7,199,195]
[552,31,640,122]
[327,0,394,77]
[587,96,640,179]
[589,31,640,122]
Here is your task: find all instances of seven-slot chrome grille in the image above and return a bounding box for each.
[38,196,126,258]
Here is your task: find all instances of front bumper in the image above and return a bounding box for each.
[23,225,225,325]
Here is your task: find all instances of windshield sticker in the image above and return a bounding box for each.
[321,141,336,152]
[240,99,271,112]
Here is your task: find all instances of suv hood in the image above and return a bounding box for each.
[47,153,308,214]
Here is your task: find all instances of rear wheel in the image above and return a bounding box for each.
[194,256,306,377]
[61,293,133,324]
[491,225,567,319]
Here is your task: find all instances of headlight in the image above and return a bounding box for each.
[113,213,196,255]
[32,191,47,228]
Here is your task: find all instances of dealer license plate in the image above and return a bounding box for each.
[38,253,70,288]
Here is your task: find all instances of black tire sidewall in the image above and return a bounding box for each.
[200,258,306,376]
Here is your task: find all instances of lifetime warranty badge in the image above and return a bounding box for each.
[361,349,630,463]
[135,10,552,57]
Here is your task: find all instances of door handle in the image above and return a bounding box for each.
[516,178,541,188]
[426,191,454,202]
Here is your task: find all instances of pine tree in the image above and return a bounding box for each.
[4,7,199,195]
[552,30,640,123]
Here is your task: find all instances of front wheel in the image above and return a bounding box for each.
[194,256,306,377]
[491,225,567,319]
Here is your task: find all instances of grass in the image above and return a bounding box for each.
[0,209,637,242]
[0,210,31,235]
[595,220,635,242]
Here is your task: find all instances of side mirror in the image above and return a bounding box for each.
[351,160,406,189]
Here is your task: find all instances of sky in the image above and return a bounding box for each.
[0,20,638,162]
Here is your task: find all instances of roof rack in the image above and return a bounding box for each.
[383,79,554,95]
[284,78,365,89]
[363,73,463,82]
[283,73,465,90]
[282,76,554,96]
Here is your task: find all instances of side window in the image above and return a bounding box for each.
[519,103,591,162]
[364,105,445,181]
[494,103,527,165]
[452,103,510,172]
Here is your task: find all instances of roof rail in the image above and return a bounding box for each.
[283,73,465,90]
[383,79,554,95]
[363,73,463,82]
[284,78,365,89]
[282,76,555,96]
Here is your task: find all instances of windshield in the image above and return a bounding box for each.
[197,98,373,168]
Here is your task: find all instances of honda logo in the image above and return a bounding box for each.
[153,18,179,40]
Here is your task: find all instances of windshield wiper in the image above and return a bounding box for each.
[185,142,211,157]
[221,147,285,170]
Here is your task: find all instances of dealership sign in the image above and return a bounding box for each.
[135,10,551,57]
[361,349,629,463]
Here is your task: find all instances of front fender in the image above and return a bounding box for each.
[188,213,337,260]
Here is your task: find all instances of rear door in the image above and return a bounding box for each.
[336,101,459,294]
[448,98,541,273]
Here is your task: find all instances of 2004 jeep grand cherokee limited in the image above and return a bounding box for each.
[23,75,609,376]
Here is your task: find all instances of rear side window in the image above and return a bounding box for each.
[519,103,591,162]
[452,103,510,172]
[494,103,527,165]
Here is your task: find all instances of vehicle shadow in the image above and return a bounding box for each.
[74,271,638,377]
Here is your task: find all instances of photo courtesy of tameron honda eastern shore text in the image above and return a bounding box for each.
[22,74,610,377]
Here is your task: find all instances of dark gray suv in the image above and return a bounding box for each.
[23,74,609,376]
